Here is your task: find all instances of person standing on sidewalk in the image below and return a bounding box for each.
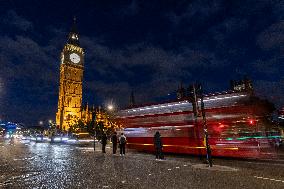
[119,133,127,156]
[111,132,118,154]
[154,131,164,160]
[101,132,108,153]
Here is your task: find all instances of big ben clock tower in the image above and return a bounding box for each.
[56,18,84,131]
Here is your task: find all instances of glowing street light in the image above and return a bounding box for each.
[39,121,43,125]
[107,104,114,111]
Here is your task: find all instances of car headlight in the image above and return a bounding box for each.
[53,137,61,141]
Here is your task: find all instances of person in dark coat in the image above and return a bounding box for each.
[101,132,108,153]
[111,132,118,154]
[119,133,127,156]
[154,131,164,160]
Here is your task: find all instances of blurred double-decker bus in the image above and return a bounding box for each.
[116,82,281,159]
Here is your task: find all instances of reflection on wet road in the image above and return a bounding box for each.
[0,138,284,189]
[1,141,78,188]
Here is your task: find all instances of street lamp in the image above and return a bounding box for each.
[191,83,213,167]
[198,84,213,167]
[107,104,114,111]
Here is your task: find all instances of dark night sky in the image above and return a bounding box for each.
[0,0,283,125]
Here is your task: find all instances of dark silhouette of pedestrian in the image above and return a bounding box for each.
[119,133,127,156]
[101,132,107,153]
[111,132,118,154]
[154,131,164,160]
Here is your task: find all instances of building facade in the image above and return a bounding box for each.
[56,19,85,131]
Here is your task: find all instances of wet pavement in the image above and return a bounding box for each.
[0,138,284,189]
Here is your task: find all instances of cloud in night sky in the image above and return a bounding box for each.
[81,37,227,105]
[0,0,283,125]
[1,10,33,31]
[257,21,284,51]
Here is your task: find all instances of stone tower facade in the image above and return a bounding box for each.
[56,18,85,131]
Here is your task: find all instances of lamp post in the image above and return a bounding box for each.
[195,83,213,167]
[190,84,202,160]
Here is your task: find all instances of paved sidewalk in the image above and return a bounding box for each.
[1,139,284,189]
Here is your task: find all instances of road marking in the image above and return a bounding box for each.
[247,161,284,167]
[13,158,22,161]
[76,147,94,152]
[254,176,284,183]
[76,147,93,150]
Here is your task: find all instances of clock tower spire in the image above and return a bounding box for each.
[67,16,80,46]
[56,18,85,131]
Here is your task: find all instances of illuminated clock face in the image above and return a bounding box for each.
[69,53,80,63]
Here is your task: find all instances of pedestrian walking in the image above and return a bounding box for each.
[119,133,127,156]
[111,132,118,154]
[101,132,107,153]
[154,131,164,160]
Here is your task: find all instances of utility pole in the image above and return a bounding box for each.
[190,84,202,160]
[195,83,213,167]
